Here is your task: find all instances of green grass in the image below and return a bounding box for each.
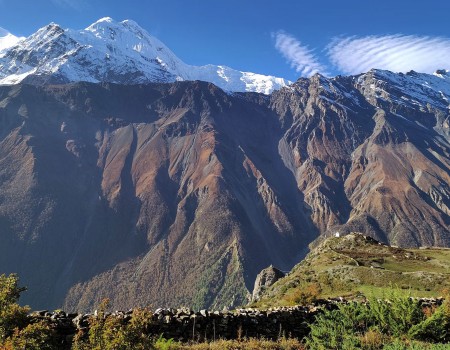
[160,337,306,350]
[252,233,450,308]
[356,285,440,299]
[381,249,450,273]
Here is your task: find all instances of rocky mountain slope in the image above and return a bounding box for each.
[0,68,449,312]
[0,18,289,94]
[252,233,450,307]
[273,69,450,246]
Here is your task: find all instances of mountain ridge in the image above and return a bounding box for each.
[0,17,290,94]
[0,66,448,312]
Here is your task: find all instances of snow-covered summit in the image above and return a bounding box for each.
[355,68,450,111]
[434,69,450,78]
[0,27,24,52]
[0,27,9,37]
[0,18,291,93]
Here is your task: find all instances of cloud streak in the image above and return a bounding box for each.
[327,35,450,75]
[273,31,327,77]
[274,31,450,77]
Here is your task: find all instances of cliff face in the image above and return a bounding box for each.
[271,70,449,246]
[0,69,448,311]
[251,266,285,302]
[0,81,313,311]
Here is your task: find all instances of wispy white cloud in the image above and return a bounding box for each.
[327,35,450,75]
[273,31,327,77]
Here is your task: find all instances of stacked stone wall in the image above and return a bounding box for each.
[28,297,444,348]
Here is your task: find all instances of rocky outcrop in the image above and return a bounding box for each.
[252,265,285,302]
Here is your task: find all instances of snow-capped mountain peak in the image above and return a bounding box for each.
[0,18,290,93]
[0,27,10,37]
[434,69,450,78]
[354,68,450,111]
[0,27,24,52]
[86,16,114,28]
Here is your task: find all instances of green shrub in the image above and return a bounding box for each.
[118,308,155,349]
[367,291,424,337]
[306,290,449,349]
[305,303,363,349]
[0,273,57,349]
[154,334,179,350]
[3,321,56,350]
[0,274,30,341]
[72,298,156,350]
[408,297,450,342]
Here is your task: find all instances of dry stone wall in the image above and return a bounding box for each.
[28,298,444,349]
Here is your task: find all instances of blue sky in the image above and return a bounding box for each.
[0,0,449,81]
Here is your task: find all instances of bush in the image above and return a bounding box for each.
[306,302,364,349]
[72,298,156,350]
[0,273,57,348]
[367,291,424,337]
[283,283,321,306]
[154,335,178,350]
[360,329,389,349]
[119,308,155,349]
[0,274,30,341]
[2,321,56,350]
[306,290,449,349]
[408,296,450,342]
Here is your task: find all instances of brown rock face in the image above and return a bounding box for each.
[251,265,285,302]
[0,81,313,312]
[271,71,449,247]
[0,70,448,311]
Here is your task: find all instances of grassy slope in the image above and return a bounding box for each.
[252,233,450,308]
